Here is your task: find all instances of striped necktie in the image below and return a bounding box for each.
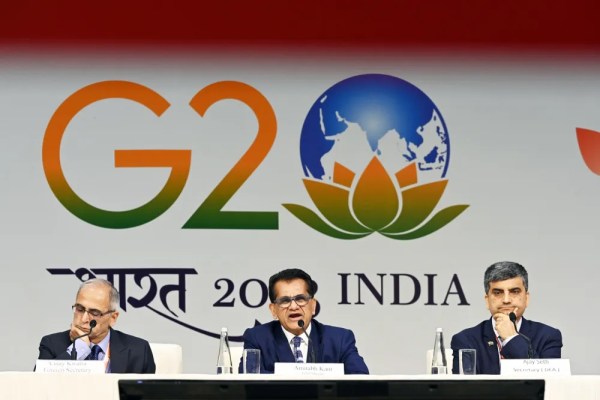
[292,336,304,363]
[496,337,504,359]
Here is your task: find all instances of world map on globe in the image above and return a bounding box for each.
[300,74,450,184]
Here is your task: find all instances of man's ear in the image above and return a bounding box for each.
[109,311,120,327]
[268,303,277,319]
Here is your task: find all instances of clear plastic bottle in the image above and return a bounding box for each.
[216,327,233,374]
[431,327,447,374]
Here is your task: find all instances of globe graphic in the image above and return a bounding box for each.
[300,74,450,184]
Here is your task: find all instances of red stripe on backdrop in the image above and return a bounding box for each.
[1,0,599,50]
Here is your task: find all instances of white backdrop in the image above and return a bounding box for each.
[1,49,599,374]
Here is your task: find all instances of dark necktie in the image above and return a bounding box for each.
[292,336,304,363]
[89,344,102,360]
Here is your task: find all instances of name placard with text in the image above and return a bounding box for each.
[501,359,571,376]
[274,363,344,376]
[35,360,105,374]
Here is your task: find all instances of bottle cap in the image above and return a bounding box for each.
[436,327,443,332]
[221,327,228,332]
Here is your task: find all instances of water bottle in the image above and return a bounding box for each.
[216,327,233,374]
[431,327,447,374]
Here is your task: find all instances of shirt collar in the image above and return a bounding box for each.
[94,330,111,354]
[281,323,312,344]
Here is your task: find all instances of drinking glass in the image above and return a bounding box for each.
[243,349,261,374]
[459,349,476,375]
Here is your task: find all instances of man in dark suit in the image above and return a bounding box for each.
[37,278,155,373]
[451,261,562,374]
[240,268,369,374]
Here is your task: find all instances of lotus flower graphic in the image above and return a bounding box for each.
[576,127,600,175]
[283,74,468,240]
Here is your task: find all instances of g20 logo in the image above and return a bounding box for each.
[43,80,278,230]
[43,75,468,239]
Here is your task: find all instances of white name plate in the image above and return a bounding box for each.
[274,362,344,376]
[35,359,105,374]
[501,359,571,376]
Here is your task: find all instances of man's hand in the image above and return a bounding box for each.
[69,324,91,345]
[493,308,518,340]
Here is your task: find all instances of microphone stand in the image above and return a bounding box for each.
[298,320,317,363]
[509,312,534,358]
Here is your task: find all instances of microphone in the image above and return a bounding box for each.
[298,320,317,363]
[509,312,534,358]
[70,320,97,360]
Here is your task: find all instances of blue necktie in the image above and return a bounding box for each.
[292,336,304,363]
[89,344,102,360]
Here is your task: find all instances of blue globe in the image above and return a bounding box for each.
[300,74,450,184]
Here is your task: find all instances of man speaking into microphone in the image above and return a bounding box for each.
[37,278,155,373]
[239,268,369,374]
[450,261,562,374]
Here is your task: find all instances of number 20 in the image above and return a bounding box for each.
[42,80,278,229]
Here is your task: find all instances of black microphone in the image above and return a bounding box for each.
[70,320,97,360]
[509,312,534,358]
[298,320,317,363]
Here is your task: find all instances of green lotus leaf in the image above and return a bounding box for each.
[303,179,371,234]
[282,203,372,240]
[382,204,469,240]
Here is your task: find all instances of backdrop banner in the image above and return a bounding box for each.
[1,50,599,374]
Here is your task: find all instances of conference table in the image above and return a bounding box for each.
[1,372,600,399]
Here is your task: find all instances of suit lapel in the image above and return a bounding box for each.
[308,320,322,363]
[272,323,295,363]
[107,329,128,373]
[483,319,501,374]
[519,317,530,336]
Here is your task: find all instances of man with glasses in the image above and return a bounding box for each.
[450,261,562,374]
[239,268,369,374]
[37,278,155,373]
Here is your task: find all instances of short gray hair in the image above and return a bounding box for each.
[76,278,120,311]
[484,261,528,293]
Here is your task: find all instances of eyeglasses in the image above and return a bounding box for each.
[273,294,312,308]
[72,304,114,318]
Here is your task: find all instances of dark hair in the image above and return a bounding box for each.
[484,261,528,293]
[268,268,318,302]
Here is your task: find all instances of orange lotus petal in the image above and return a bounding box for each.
[333,162,356,188]
[381,180,447,234]
[395,162,418,188]
[576,127,600,175]
[352,157,399,231]
[303,179,371,234]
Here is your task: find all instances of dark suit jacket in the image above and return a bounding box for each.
[38,328,156,373]
[239,319,369,374]
[450,317,562,374]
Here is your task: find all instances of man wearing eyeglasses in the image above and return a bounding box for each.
[239,268,369,374]
[37,278,155,373]
[450,261,562,374]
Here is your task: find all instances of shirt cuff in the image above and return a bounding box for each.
[66,339,92,360]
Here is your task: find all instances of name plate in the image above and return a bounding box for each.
[274,362,344,376]
[35,359,105,374]
[500,359,571,376]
